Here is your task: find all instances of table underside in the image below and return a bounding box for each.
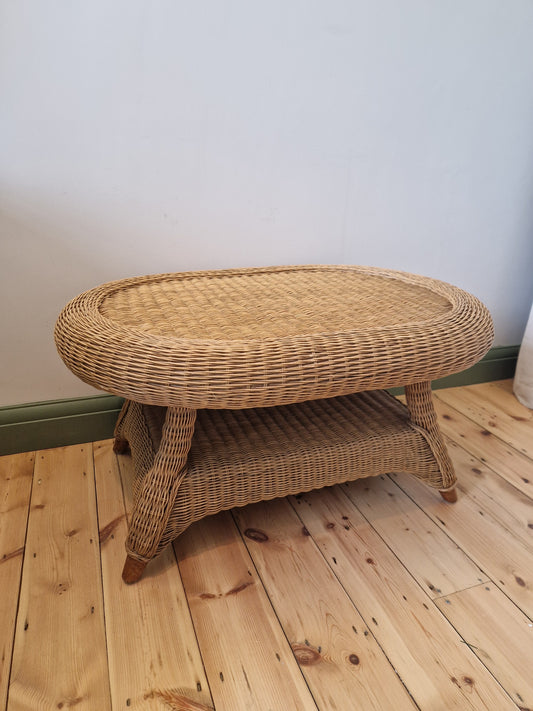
[114,385,456,580]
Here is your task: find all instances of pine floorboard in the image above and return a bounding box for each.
[1,380,533,710]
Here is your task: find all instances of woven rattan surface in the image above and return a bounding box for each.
[117,390,449,559]
[55,265,494,409]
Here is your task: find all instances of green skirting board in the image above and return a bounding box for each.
[0,345,519,456]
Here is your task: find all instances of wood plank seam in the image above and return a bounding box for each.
[388,468,533,623]
[283,494,426,709]
[8,445,112,709]
[231,508,368,711]
[431,583,533,710]
[286,486,517,709]
[2,453,35,710]
[335,481,486,604]
[88,444,114,702]
[388,394,533,635]
[440,436,533,552]
[434,394,533,505]
[434,389,531,460]
[113,443,216,710]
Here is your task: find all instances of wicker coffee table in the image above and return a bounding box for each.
[55,265,493,583]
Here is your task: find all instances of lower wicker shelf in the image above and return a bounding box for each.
[118,389,443,557]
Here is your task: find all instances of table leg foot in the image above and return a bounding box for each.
[122,555,147,584]
[439,486,458,503]
[113,436,130,454]
[113,400,132,454]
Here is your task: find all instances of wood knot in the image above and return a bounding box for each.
[199,581,254,600]
[56,697,83,708]
[99,515,125,544]
[226,581,253,596]
[515,576,526,587]
[326,522,335,529]
[1,547,24,563]
[348,654,360,665]
[144,690,213,710]
[244,529,269,543]
[292,643,322,666]
[450,676,474,688]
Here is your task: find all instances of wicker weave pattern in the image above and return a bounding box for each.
[99,268,451,337]
[55,265,494,410]
[405,381,455,490]
[55,264,494,577]
[115,390,450,560]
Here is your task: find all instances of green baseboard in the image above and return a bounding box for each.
[0,345,519,456]
[387,345,519,396]
[0,395,124,456]
[431,345,519,390]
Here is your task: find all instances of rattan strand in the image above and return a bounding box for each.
[55,265,494,410]
[116,390,451,561]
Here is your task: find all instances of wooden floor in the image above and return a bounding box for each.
[1,380,533,710]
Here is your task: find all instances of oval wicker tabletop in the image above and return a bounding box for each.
[54,265,494,408]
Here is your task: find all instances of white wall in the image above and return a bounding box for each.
[2,1,533,406]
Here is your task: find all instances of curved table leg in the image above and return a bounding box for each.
[122,405,197,583]
[404,381,457,501]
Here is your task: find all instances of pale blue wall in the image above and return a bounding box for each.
[2,1,533,404]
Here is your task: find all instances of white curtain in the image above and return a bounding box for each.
[514,302,533,408]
